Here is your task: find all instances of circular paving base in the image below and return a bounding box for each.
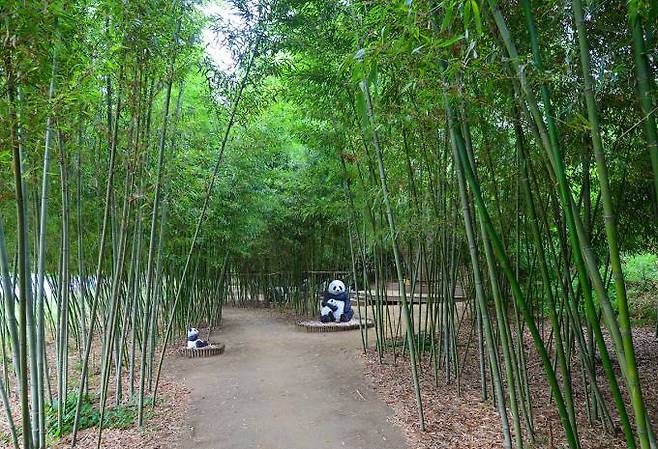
[178,343,226,358]
[296,318,375,333]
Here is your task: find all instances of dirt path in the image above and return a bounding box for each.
[169,307,407,449]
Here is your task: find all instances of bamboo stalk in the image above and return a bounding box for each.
[360,78,426,430]
[572,1,650,445]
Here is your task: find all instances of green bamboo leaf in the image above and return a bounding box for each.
[412,44,425,54]
[441,4,455,31]
[438,34,463,47]
[471,0,483,34]
[356,82,370,131]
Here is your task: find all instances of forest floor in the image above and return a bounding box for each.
[171,305,658,449]
[169,306,407,449]
[362,325,658,449]
[3,306,655,449]
[0,344,190,449]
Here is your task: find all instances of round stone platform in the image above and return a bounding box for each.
[178,343,226,358]
[296,318,375,333]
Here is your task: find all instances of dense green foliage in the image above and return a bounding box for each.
[45,395,142,438]
[2,0,658,448]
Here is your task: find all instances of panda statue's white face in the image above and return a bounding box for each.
[328,280,346,295]
[187,327,200,341]
[187,327,209,349]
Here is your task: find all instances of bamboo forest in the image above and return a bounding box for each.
[1,0,658,448]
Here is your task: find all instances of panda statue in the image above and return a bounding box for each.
[319,280,354,323]
[187,327,209,349]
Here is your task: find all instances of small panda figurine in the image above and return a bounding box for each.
[321,297,345,322]
[187,327,209,349]
[319,279,354,323]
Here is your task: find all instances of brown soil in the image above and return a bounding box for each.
[361,325,658,449]
[168,307,408,449]
[0,343,190,449]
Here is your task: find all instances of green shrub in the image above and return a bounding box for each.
[623,253,658,291]
[46,394,140,439]
[46,394,98,438]
[103,405,136,430]
[622,253,658,323]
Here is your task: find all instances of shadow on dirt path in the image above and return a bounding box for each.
[169,307,407,449]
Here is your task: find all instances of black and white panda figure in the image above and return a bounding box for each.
[187,327,209,349]
[321,297,344,322]
[319,280,354,323]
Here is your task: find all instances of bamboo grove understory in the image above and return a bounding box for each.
[2,0,658,449]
